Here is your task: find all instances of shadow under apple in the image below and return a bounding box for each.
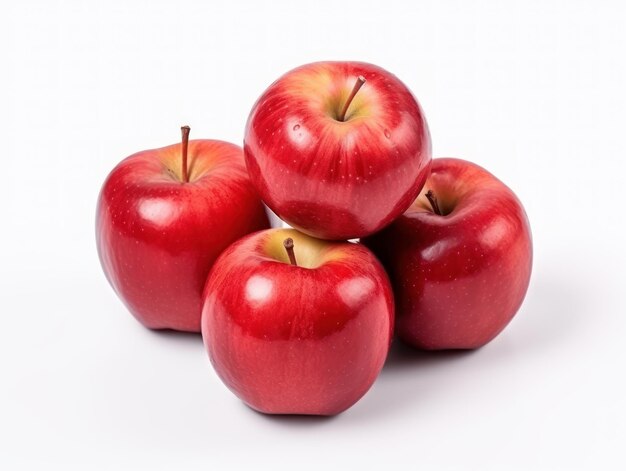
[146,326,203,344]
[249,405,339,428]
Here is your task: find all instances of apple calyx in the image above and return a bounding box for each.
[338,75,366,122]
[181,125,191,183]
[425,190,442,216]
[283,238,298,266]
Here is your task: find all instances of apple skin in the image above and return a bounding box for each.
[244,61,431,240]
[201,228,394,415]
[363,158,532,350]
[96,139,269,332]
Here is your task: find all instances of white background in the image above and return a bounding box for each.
[1,1,624,469]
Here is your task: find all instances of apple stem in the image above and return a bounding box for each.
[425,190,442,215]
[181,125,191,183]
[338,75,366,122]
[283,238,298,266]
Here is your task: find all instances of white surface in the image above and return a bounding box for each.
[1,1,625,469]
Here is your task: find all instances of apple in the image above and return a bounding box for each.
[363,158,532,350]
[96,127,269,332]
[201,228,394,415]
[244,61,431,240]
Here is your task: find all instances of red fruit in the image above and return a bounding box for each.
[97,130,269,332]
[244,61,431,240]
[364,158,532,349]
[202,228,394,415]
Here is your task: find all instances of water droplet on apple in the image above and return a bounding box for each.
[293,124,300,131]
[384,129,391,139]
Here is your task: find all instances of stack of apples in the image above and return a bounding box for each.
[97,61,532,416]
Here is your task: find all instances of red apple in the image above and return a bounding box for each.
[244,61,431,240]
[201,228,394,415]
[96,127,269,332]
[363,158,532,350]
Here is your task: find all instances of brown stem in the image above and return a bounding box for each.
[338,75,366,122]
[425,190,442,215]
[283,238,298,266]
[181,125,191,183]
